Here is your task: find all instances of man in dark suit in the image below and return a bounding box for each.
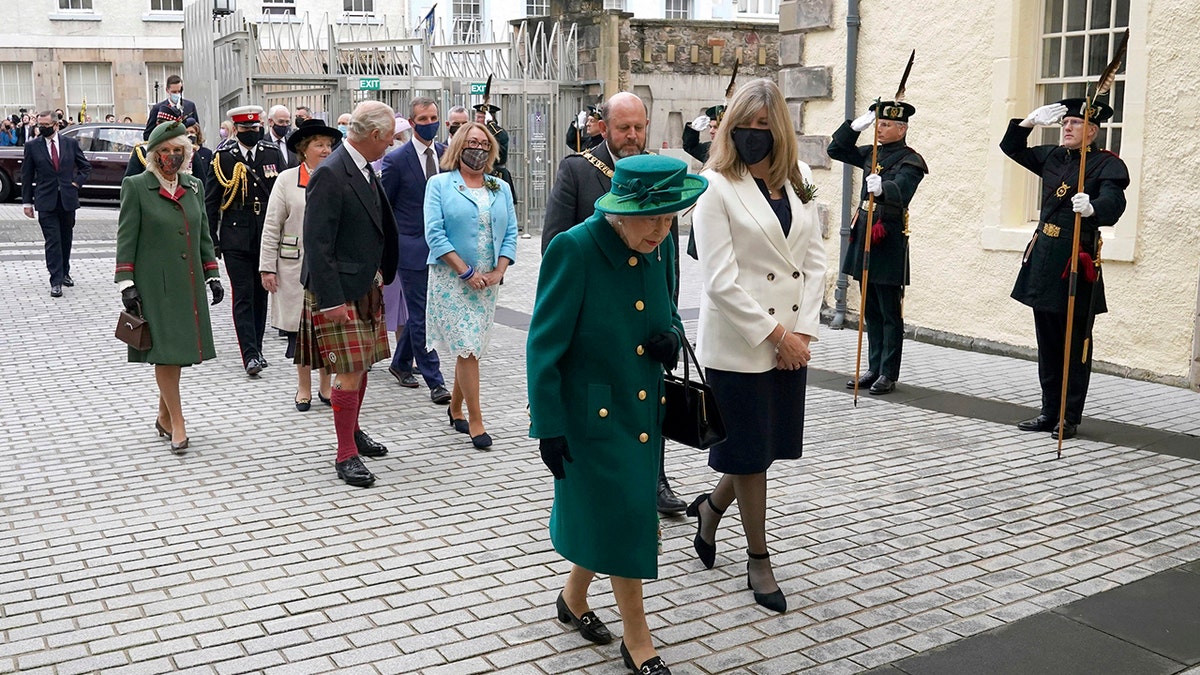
[265,105,298,169]
[540,91,689,516]
[22,111,91,297]
[380,96,451,405]
[143,74,199,141]
[301,100,399,488]
[205,105,283,376]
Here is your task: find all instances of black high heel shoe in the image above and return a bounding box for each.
[555,591,613,645]
[747,550,786,613]
[685,493,724,569]
[620,641,670,674]
[447,408,469,434]
[155,419,171,440]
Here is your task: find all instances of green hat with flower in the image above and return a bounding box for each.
[593,155,708,217]
[146,119,189,151]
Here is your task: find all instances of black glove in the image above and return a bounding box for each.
[213,245,222,260]
[539,436,573,480]
[121,286,141,314]
[208,279,224,305]
[645,330,681,370]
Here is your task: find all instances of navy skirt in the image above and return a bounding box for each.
[705,367,807,475]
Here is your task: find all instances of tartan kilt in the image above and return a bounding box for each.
[295,285,391,374]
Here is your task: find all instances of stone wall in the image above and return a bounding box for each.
[629,19,779,80]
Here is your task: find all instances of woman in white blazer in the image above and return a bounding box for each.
[259,120,338,411]
[688,79,827,613]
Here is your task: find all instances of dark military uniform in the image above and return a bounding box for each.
[564,121,602,153]
[483,118,518,205]
[1000,117,1129,426]
[204,138,283,370]
[681,126,710,164]
[827,118,928,385]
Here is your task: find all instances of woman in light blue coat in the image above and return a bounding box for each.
[424,122,517,449]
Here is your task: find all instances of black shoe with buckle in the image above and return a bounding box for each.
[656,475,686,515]
[555,592,613,645]
[336,456,376,487]
[620,641,670,674]
[1017,414,1056,432]
[354,429,388,457]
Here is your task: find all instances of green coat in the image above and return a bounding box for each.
[527,213,683,580]
[115,171,220,365]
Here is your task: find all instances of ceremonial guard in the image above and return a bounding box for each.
[473,95,517,203]
[1001,98,1129,439]
[682,104,724,164]
[565,105,603,153]
[205,105,284,377]
[827,99,928,395]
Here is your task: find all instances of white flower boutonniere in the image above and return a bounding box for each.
[484,177,500,192]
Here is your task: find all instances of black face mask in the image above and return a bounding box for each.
[448,124,462,137]
[731,127,774,166]
[38,125,56,137]
[272,124,290,139]
[237,129,263,147]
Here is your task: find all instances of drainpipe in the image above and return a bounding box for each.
[832,0,860,329]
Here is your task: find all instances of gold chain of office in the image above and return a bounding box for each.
[211,158,249,212]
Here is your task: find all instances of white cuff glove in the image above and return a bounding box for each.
[850,111,876,133]
[865,173,883,196]
[576,111,588,128]
[1021,103,1068,128]
[1071,192,1095,217]
[117,279,135,291]
[690,114,711,132]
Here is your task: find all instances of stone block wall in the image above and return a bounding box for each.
[778,0,834,169]
[629,19,779,80]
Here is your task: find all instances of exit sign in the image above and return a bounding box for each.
[359,77,381,90]
[469,82,487,95]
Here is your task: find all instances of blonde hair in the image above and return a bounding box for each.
[705,78,801,191]
[440,122,498,173]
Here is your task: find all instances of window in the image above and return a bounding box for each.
[453,0,481,42]
[262,0,296,15]
[150,0,183,11]
[737,0,779,16]
[58,0,92,9]
[145,63,183,108]
[603,0,625,9]
[1037,0,1129,153]
[0,63,35,119]
[344,0,374,13]
[526,0,549,15]
[93,126,143,153]
[64,62,114,123]
[664,0,690,19]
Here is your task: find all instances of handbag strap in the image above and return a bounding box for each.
[670,326,707,386]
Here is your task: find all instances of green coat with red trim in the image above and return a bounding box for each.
[115,170,220,364]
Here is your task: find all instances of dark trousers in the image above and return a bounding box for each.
[223,251,268,366]
[38,206,75,286]
[864,283,905,380]
[1033,308,1095,425]
[393,267,443,388]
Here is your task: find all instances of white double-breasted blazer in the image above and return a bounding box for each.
[693,163,827,373]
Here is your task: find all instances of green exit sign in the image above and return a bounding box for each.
[469,82,487,95]
[359,77,381,90]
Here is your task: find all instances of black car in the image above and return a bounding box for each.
[0,123,144,204]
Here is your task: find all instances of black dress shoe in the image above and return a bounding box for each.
[656,476,686,515]
[62,275,74,287]
[555,592,613,645]
[620,641,670,674]
[747,551,787,613]
[430,385,451,405]
[245,357,264,377]
[868,375,896,395]
[447,408,470,434]
[846,371,877,389]
[354,429,388,457]
[1051,421,1078,440]
[336,456,376,487]
[260,356,269,368]
[685,493,724,569]
[318,392,332,406]
[471,432,493,449]
[50,285,63,297]
[1017,414,1056,432]
[389,366,421,388]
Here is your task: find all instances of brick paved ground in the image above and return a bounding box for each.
[2,213,1198,674]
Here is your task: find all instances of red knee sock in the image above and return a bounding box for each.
[355,373,368,431]
[331,388,360,463]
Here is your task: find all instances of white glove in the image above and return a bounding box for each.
[865,173,882,196]
[576,111,588,128]
[850,111,876,133]
[1021,103,1068,128]
[690,114,711,132]
[1071,192,1095,217]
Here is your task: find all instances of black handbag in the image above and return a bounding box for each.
[115,302,152,351]
[662,329,726,449]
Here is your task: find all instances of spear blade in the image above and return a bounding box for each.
[724,58,740,100]
[1095,29,1129,98]
[482,74,493,107]
[894,49,915,102]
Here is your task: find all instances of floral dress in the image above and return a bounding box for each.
[426,186,499,359]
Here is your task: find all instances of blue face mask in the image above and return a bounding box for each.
[169,93,182,105]
[414,121,440,142]
[337,124,348,137]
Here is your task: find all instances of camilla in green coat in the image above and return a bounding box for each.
[527,155,706,675]
[114,121,223,454]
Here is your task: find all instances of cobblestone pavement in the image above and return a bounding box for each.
[2,215,1199,675]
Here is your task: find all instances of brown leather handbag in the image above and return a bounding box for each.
[115,306,152,351]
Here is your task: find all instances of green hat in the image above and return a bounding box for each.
[593,155,709,217]
[146,119,189,151]
[705,105,726,122]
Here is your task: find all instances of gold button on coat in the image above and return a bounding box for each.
[636,345,645,355]
[639,433,649,443]
[635,300,644,311]
[638,390,647,400]
[628,256,638,266]
[599,408,609,418]
[661,396,667,404]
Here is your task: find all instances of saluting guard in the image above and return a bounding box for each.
[682,104,724,164]
[205,105,284,377]
[473,82,518,204]
[565,105,603,153]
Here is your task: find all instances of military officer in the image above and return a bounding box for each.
[564,105,603,153]
[473,102,517,204]
[827,100,928,395]
[1001,98,1129,440]
[682,104,724,164]
[205,105,284,377]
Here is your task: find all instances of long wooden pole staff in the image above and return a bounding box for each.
[852,99,881,406]
[1055,30,1127,457]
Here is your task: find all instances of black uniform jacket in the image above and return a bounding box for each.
[682,125,710,164]
[204,140,283,254]
[565,122,602,153]
[827,120,928,286]
[1000,120,1129,315]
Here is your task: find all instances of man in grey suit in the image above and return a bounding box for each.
[540,91,688,515]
